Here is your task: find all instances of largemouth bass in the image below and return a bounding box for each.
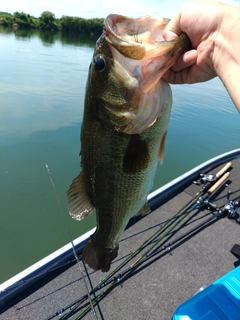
[67,15,191,272]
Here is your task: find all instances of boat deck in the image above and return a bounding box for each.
[1,157,240,320]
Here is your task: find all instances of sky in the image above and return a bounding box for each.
[1,0,240,19]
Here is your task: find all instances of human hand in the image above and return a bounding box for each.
[162,1,225,84]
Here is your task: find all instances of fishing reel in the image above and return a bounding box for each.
[224,188,240,219]
[193,173,217,185]
[194,162,232,186]
[208,186,239,219]
[222,200,239,218]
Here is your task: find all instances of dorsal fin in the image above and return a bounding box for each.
[66,171,94,221]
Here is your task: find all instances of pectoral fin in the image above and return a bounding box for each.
[66,171,94,221]
[158,132,167,164]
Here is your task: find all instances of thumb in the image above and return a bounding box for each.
[162,16,182,41]
[162,29,178,41]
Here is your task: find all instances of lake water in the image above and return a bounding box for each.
[0,26,239,283]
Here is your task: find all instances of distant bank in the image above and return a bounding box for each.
[0,11,104,35]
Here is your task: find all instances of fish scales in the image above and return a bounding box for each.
[67,14,191,272]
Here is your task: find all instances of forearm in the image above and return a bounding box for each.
[219,62,240,113]
[213,4,240,112]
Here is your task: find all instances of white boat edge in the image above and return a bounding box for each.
[0,227,95,304]
[149,148,240,201]
[1,148,240,305]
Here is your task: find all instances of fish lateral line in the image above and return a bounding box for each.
[67,13,192,273]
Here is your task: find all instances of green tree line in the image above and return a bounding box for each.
[0,11,104,35]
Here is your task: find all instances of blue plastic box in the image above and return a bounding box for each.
[172,266,240,320]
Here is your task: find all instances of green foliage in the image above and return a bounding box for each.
[0,12,13,17]
[59,16,103,34]
[13,12,34,28]
[39,11,57,30]
[0,12,14,26]
[0,11,104,36]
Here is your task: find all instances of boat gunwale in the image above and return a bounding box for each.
[1,148,240,306]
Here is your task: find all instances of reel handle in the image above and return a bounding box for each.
[215,162,231,179]
[208,172,230,194]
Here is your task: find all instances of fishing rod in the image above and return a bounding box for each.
[195,172,230,207]
[21,165,232,309]
[141,176,237,263]
[112,191,240,285]
[97,162,232,279]
[193,161,231,186]
[49,162,232,320]
[131,171,231,267]
[66,189,240,320]
[45,209,197,320]
[69,170,234,320]
[208,186,240,219]
[47,162,232,320]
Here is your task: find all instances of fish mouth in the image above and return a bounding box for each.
[103,14,190,61]
[104,15,148,60]
[101,15,191,134]
[103,14,191,91]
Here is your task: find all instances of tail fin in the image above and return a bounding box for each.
[82,239,118,272]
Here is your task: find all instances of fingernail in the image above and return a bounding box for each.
[184,50,197,63]
[162,31,178,41]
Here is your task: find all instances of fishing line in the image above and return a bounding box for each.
[55,190,215,319]
[54,203,215,320]
[83,260,104,320]
[52,202,195,319]
[49,210,195,319]
[74,194,233,319]
[55,209,219,319]
[19,186,240,318]
[47,162,233,319]
[45,164,98,320]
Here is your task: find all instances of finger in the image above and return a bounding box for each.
[162,30,178,41]
[162,69,177,83]
[162,68,189,85]
[171,50,197,72]
[162,13,182,40]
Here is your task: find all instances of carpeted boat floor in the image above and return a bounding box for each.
[1,159,240,320]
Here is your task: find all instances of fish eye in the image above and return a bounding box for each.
[93,55,106,72]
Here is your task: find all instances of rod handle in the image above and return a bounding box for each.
[215,162,232,179]
[208,172,230,194]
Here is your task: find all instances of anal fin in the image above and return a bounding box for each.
[66,171,94,221]
[136,202,151,216]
